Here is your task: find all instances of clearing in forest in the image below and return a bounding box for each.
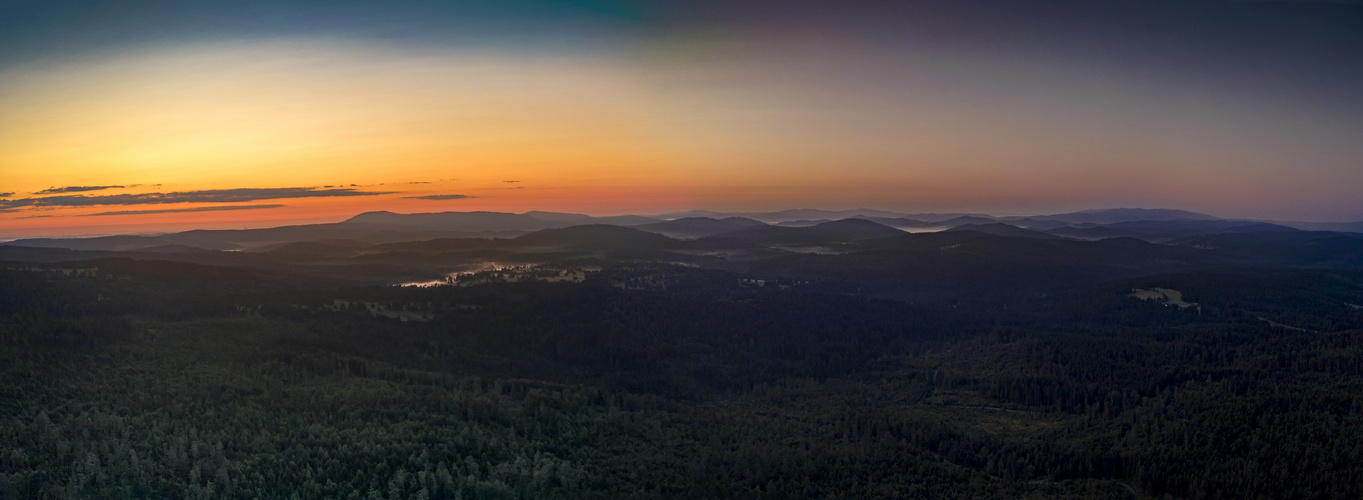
[1128,287,1196,308]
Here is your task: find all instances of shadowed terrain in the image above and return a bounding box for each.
[3,209,1363,498]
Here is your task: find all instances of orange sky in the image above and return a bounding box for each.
[3,21,1361,238]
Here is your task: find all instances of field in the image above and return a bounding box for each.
[1128,287,1195,308]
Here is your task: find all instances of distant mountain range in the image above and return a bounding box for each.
[1014,208,1220,224]
[657,209,991,224]
[3,208,1360,254]
[4,207,1362,302]
[631,217,765,239]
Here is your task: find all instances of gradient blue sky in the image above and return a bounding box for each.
[1,0,1360,237]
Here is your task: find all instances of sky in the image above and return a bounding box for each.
[1,0,1360,238]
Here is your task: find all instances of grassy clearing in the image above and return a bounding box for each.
[1128,287,1195,308]
[1154,288,1193,308]
[1128,289,1165,301]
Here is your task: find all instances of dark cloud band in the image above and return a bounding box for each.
[82,204,288,216]
[403,194,473,200]
[0,187,393,210]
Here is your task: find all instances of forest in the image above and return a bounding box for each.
[3,247,1362,498]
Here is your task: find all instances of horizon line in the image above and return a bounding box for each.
[5,206,1361,242]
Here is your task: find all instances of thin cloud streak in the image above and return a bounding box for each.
[0,187,393,210]
[403,194,474,200]
[82,204,288,216]
[35,185,125,194]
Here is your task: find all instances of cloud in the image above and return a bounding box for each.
[0,192,13,198]
[0,187,393,210]
[34,185,125,195]
[403,194,474,200]
[503,180,521,183]
[82,204,288,216]
[0,206,60,214]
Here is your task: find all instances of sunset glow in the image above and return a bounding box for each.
[2,1,1360,238]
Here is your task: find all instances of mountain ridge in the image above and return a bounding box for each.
[5,208,1358,252]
